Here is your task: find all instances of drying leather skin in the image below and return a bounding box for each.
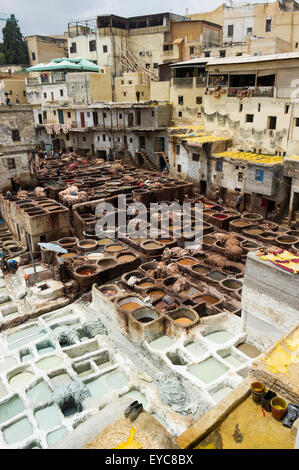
[282,404,299,428]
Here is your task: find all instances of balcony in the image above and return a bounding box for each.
[196,77,207,87]
[173,77,194,88]
[227,86,275,98]
[26,73,66,86]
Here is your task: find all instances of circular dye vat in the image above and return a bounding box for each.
[131,238,147,244]
[213,214,228,219]
[36,355,64,371]
[9,371,35,390]
[246,228,263,235]
[222,279,242,290]
[61,252,76,259]
[100,288,117,297]
[196,295,219,305]
[178,258,196,266]
[143,242,163,249]
[138,281,155,288]
[78,269,95,275]
[175,317,193,325]
[154,300,178,312]
[233,219,250,226]
[193,265,211,275]
[117,254,136,263]
[118,297,144,311]
[105,244,124,252]
[147,289,165,300]
[97,238,113,246]
[202,236,215,245]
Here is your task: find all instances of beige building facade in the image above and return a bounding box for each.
[25,35,68,66]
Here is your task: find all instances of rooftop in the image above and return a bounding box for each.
[213,150,284,165]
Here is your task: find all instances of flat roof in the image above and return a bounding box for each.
[213,150,283,165]
[172,51,299,68]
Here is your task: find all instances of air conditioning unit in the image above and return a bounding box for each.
[146,51,152,56]
[140,51,145,56]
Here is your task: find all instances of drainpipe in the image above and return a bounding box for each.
[26,233,38,284]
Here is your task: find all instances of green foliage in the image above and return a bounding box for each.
[0,52,5,65]
[2,14,29,65]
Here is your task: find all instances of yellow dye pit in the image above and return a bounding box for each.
[113,427,142,449]
[262,341,296,376]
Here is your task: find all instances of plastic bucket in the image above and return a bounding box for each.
[271,397,287,420]
[250,381,266,403]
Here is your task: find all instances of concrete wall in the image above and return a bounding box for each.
[0,79,27,105]
[150,81,170,101]
[170,78,204,125]
[26,35,67,66]
[241,252,299,349]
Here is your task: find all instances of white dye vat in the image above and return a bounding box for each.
[204,331,233,344]
[148,335,175,351]
[221,352,244,368]
[187,357,228,384]
[50,373,72,387]
[0,396,25,424]
[38,346,55,356]
[35,404,62,430]
[21,352,34,363]
[35,355,63,371]
[27,381,52,404]
[210,386,233,403]
[106,371,128,390]
[7,325,45,350]
[86,376,107,399]
[0,380,6,399]
[9,371,35,390]
[184,341,205,358]
[3,417,33,444]
[122,389,147,406]
[47,427,68,446]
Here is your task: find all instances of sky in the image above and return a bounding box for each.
[0,0,271,37]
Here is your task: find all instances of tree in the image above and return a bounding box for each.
[2,14,29,65]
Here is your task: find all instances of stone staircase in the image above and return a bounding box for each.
[135,149,159,171]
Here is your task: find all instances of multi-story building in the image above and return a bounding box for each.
[0,105,36,191]
[0,73,28,105]
[25,34,68,66]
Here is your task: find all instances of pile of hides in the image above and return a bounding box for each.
[59,185,89,206]
[172,277,190,293]
[156,262,179,279]
[206,254,227,267]
[110,163,123,175]
[16,190,29,200]
[148,181,163,190]
[224,236,243,261]
[33,187,46,198]
[169,247,189,258]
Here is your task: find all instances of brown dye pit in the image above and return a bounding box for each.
[138,281,155,288]
[143,242,162,249]
[101,288,117,297]
[175,317,193,325]
[97,238,113,245]
[237,342,261,358]
[193,266,211,274]
[197,295,219,305]
[203,237,214,245]
[132,238,147,244]
[178,258,196,266]
[80,243,95,248]
[120,302,142,311]
[106,244,124,252]
[148,290,165,299]
[78,269,95,276]
[61,253,76,259]
[118,254,136,263]
[158,239,173,244]
[247,229,263,235]
[233,220,249,226]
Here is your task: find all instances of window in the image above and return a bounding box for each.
[146,63,150,69]
[121,80,124,85]
[109,137,111,142]
[247,27,252,35]
[189,46,195,55]
[265,18,271,32]
[89,40,96,52]
[70,42,77,53]
[97,136,100,142]
[23,90,26,97]
[42,111,47,120]
[177,164,182,173]
[128,81,132,84]
[83,137,86,142]
[236,52,243,56]
[119,113,122,119]
[216,161,223,172]
[54,110,56,116]
[103,112,107,118]
[219,50,226,57]
[227,24,234,37]
[67,112,71,118]
[7,158,16,169]
[153,63,159,69]
[239,103,243,112]
[66,134,70,141]
[178,96,183,105]
[296,42,299,48]
[295,118,299,127]
[152,111,155,117]
[43,92,47,98]
[268,116,277,129]
[129,138,133,143]
[51,92,54,100]
[178,111,182,117]
[204,51,210,57]
[196,96,202,104]
[87,112,90,118]
[246,114,254,123]
[285,104,290,114]
[103,45,108,53]
[192,153,200,162]
[176,145,180,155]
[102,134,106,142]
[255,169,264,182]
[32,52,36,61]
[238,172,243,182]
[258,103,261,112]
[60,89,64,97]
[123,92,126,96]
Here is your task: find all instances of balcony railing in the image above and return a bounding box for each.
[173,77,194,87]
[26,73,66,86]
[196,77,207,87]
[227,86,275,98]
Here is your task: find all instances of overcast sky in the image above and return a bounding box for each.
[1,0,270,37]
